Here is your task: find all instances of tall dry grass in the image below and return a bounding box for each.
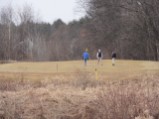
[89,77,159,119]
[0,72,158,119]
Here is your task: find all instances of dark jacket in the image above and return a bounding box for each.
[112,52,116,58]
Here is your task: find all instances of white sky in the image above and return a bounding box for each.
[0,0,85,23]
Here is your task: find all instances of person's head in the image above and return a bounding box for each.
[98,49,101,52]
[85,48,88,52]
[112,50,116,53]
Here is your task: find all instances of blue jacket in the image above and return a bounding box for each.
[83,52,89,60]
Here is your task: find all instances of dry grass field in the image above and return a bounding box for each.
[0,60,158,119]
[0,60,158,80]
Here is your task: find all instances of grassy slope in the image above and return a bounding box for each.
[0,60,158,80]
[0,60,159,79]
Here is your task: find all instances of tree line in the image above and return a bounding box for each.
[0,1,159,61]
[0,4,92,61]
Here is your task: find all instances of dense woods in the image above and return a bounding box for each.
[80,0,159,60]
[0,0,159,61]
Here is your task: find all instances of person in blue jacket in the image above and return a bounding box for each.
[83,49,89,66]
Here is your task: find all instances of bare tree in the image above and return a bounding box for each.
[14,4,35,60]
[134,0,159,60]
[0,5,14,61]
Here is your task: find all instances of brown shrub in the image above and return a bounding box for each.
[0,73,158,119]
[82,78,159,119]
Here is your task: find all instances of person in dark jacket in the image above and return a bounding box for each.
[96,49,103,64]
[83,49,89,66]
[112,51,116,66]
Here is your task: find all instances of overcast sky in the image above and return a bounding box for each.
[0,0,85,23]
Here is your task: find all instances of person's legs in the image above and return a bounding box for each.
[97,58,100,64]
[97,57,102,64]
[112,58,115,66]
[99,58,102,65]
[84,59,87,66]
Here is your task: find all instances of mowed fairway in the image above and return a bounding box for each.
[0,60,158,80]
